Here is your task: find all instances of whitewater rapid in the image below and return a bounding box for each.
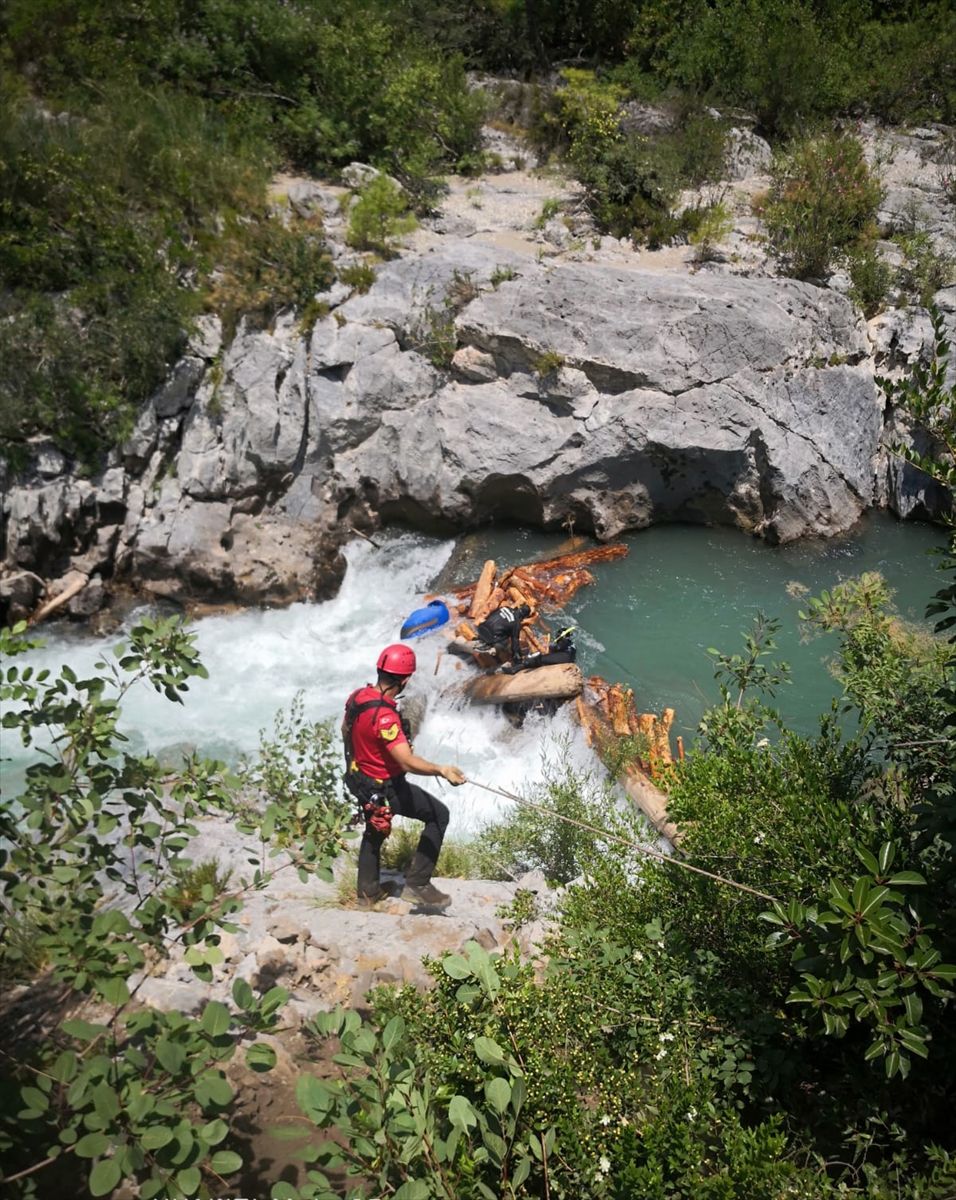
[1,531,599,837]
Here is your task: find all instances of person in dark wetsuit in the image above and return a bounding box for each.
[475,603,532,666]
[342,643,466,909]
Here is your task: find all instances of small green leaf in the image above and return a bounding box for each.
[209,1149,243,1174]
[381,1014,405,1050]
[176,1166,202,1194]
[448,1094,478,1130]
[246,1042,277,1072]
[201,1000,231,1038]
[139,1125,175,1151]
[473,1036,507,1067]
[62,1020,108,1042]
[232,978,254,1010]
[99,977,130,1007]
[441,954,472,980]
[485,1076,511,1113]
[20,1086,49,1113]
[75,1131,111,1158]
[89,1158,122,1197]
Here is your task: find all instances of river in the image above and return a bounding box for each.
[1,513,946,836]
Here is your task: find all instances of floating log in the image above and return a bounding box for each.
[461,663,584,706]
[472,585,506,625]
[445,635,498,670]
[468,560,496,619]
[621,769,681,844]
[528,545,628,572]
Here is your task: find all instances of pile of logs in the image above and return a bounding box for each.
[443,544,628,663]
[573,677,682,843]
[576,678,679,771]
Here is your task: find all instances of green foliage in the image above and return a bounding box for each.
[848,244,893,318]
[407,269,480,369]
[286,944,559,1200]
[0,618,351,1197]
[490,264,517,288]
[337,261,378,294]
[378,824,477,879]
[763,133,883,280]
[409,300,458,369]
[236,693,354,883]
[876,305,956,510]
[534,196,564,228]
[0,83,331,462]
[495,887,542,932]
[764,845,954,1079]
[534,71,727,246]
[346,173,418,255]
[164,857,234,922]
[688,200,734,262]
[892,230,956,310]
[532,349,566,375]
[471,741,611,883]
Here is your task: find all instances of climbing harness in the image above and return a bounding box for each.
[342,690,413,840]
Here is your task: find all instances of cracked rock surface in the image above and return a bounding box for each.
[2,123,953,619]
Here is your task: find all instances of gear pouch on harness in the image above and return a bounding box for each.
[343,770,395,837]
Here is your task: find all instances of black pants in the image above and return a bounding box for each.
[356,774,449,895]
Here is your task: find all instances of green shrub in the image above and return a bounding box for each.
[763,133,883,281]
[164,858,234,922]
[471,742,612,884]
[377,824,477,878]
[848,245,892,317]
[893,230,956,309]
[346,173,417,255]
[688,201,734,262]
[338,261,378,294]
[533,349,566,375]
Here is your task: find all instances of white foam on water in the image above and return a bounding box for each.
[1,531,598,837]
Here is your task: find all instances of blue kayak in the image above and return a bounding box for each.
[400,599,451,639]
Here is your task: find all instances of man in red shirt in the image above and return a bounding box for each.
[343,643,466,909]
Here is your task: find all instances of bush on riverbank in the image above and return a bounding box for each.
[762,132,883,281]
[0,84,332,466]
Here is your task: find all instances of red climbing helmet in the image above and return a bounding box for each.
[377,643,417,676]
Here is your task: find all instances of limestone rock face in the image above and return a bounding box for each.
[328,251,879,542]
[1,148,951,619]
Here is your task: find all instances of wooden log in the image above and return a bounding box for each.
[472,585,507,626]
[653,708,675,764]
[455,622,477,641]
[575,696,594,746]
[467,560,497,619]
[607,685,632,737]
[29,573,88,626]
[527,544,628,573]
[461,663,584,706]
[522,628,546,656]
[622,769,681,843]
[445,636,498,670]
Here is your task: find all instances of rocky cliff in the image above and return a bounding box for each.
[2,122,953,624]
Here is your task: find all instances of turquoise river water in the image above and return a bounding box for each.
[1,512,946,835]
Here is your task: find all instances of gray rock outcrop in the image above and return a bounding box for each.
[2,136,952,619]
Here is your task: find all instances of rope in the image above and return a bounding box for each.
[468,779,780,904]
